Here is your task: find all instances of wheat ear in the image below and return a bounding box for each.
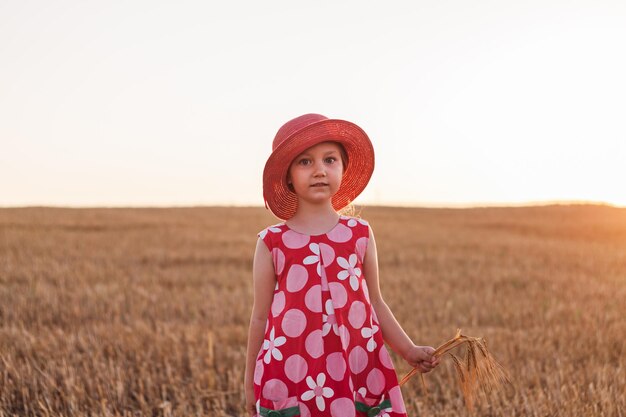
[399,329,511,411]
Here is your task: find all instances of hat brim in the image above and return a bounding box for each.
[263,118,375,220]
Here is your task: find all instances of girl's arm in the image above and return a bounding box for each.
[244,238,277,416]
[363,226,439,373]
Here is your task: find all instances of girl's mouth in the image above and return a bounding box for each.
[311,183,329,187]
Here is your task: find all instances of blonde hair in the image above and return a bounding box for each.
[338,203,362,218]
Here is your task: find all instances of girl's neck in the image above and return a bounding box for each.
[286,200,340,235]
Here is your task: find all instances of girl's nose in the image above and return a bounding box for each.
[314,170,326,177]
[313,161,326,176]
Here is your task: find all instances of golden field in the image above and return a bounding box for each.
[0,205,624,416]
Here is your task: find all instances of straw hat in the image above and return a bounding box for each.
[263,113,375,220]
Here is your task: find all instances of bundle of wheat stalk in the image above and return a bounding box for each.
[399,329,511,411]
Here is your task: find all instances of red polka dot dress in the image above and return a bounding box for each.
[253,216,408,417]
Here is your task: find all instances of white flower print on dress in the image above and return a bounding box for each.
[263,327,286,364]
[301,373,334,411]
[259,225,281,240]
[322,299,339,336]
[303,243,321,276]
[361,324,380,352]
[337,254,361,291]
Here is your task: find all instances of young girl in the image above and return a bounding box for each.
[245,114,440,417]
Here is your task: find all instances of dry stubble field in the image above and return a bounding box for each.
[0,205,624,416]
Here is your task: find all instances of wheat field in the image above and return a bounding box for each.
[0,205,624,416]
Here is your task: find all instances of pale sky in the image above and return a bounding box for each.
[1,0,625,208]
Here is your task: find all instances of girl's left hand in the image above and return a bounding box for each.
[404,345,441,373]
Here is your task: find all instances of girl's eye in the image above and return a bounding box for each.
[296,157,336,166]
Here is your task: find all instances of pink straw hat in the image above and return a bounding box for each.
[263,113,375,220]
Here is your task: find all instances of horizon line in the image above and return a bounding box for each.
[0,199,623,210]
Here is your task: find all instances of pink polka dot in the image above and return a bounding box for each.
[285,354,308,383]
[262,378,288,401]
[281,309,307,337]
[304,285,322,313]
[355,237,368,263]
[328,282,347,308]
[338,325,350,350]
[326,223,353,243]
[271,291,285,317]
[272,248,285,275]
[366,368,385,395]
[319,243,335,266]
[298,401,311,417]
[326,352,346,381]
[282,230,310,249]
[305,329,324,359]
[348,346,368,374]
[286,264,308,292]
[378,346,394,369]
[253,359,263,385]
[330,397,355,417]
[389,386,406,413]
[348,301,366,329]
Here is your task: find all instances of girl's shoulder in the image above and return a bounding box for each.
[339,215,373,244]
[257,222,287,240]
[339,214,370,228]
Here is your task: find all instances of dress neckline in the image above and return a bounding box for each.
[283,216,343,237]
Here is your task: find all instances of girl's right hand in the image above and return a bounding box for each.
[404,345,441,373]
[245,385,257,417]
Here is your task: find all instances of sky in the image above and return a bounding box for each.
[1,0,625,208]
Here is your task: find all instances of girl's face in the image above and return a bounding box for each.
[287,142,345,206]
